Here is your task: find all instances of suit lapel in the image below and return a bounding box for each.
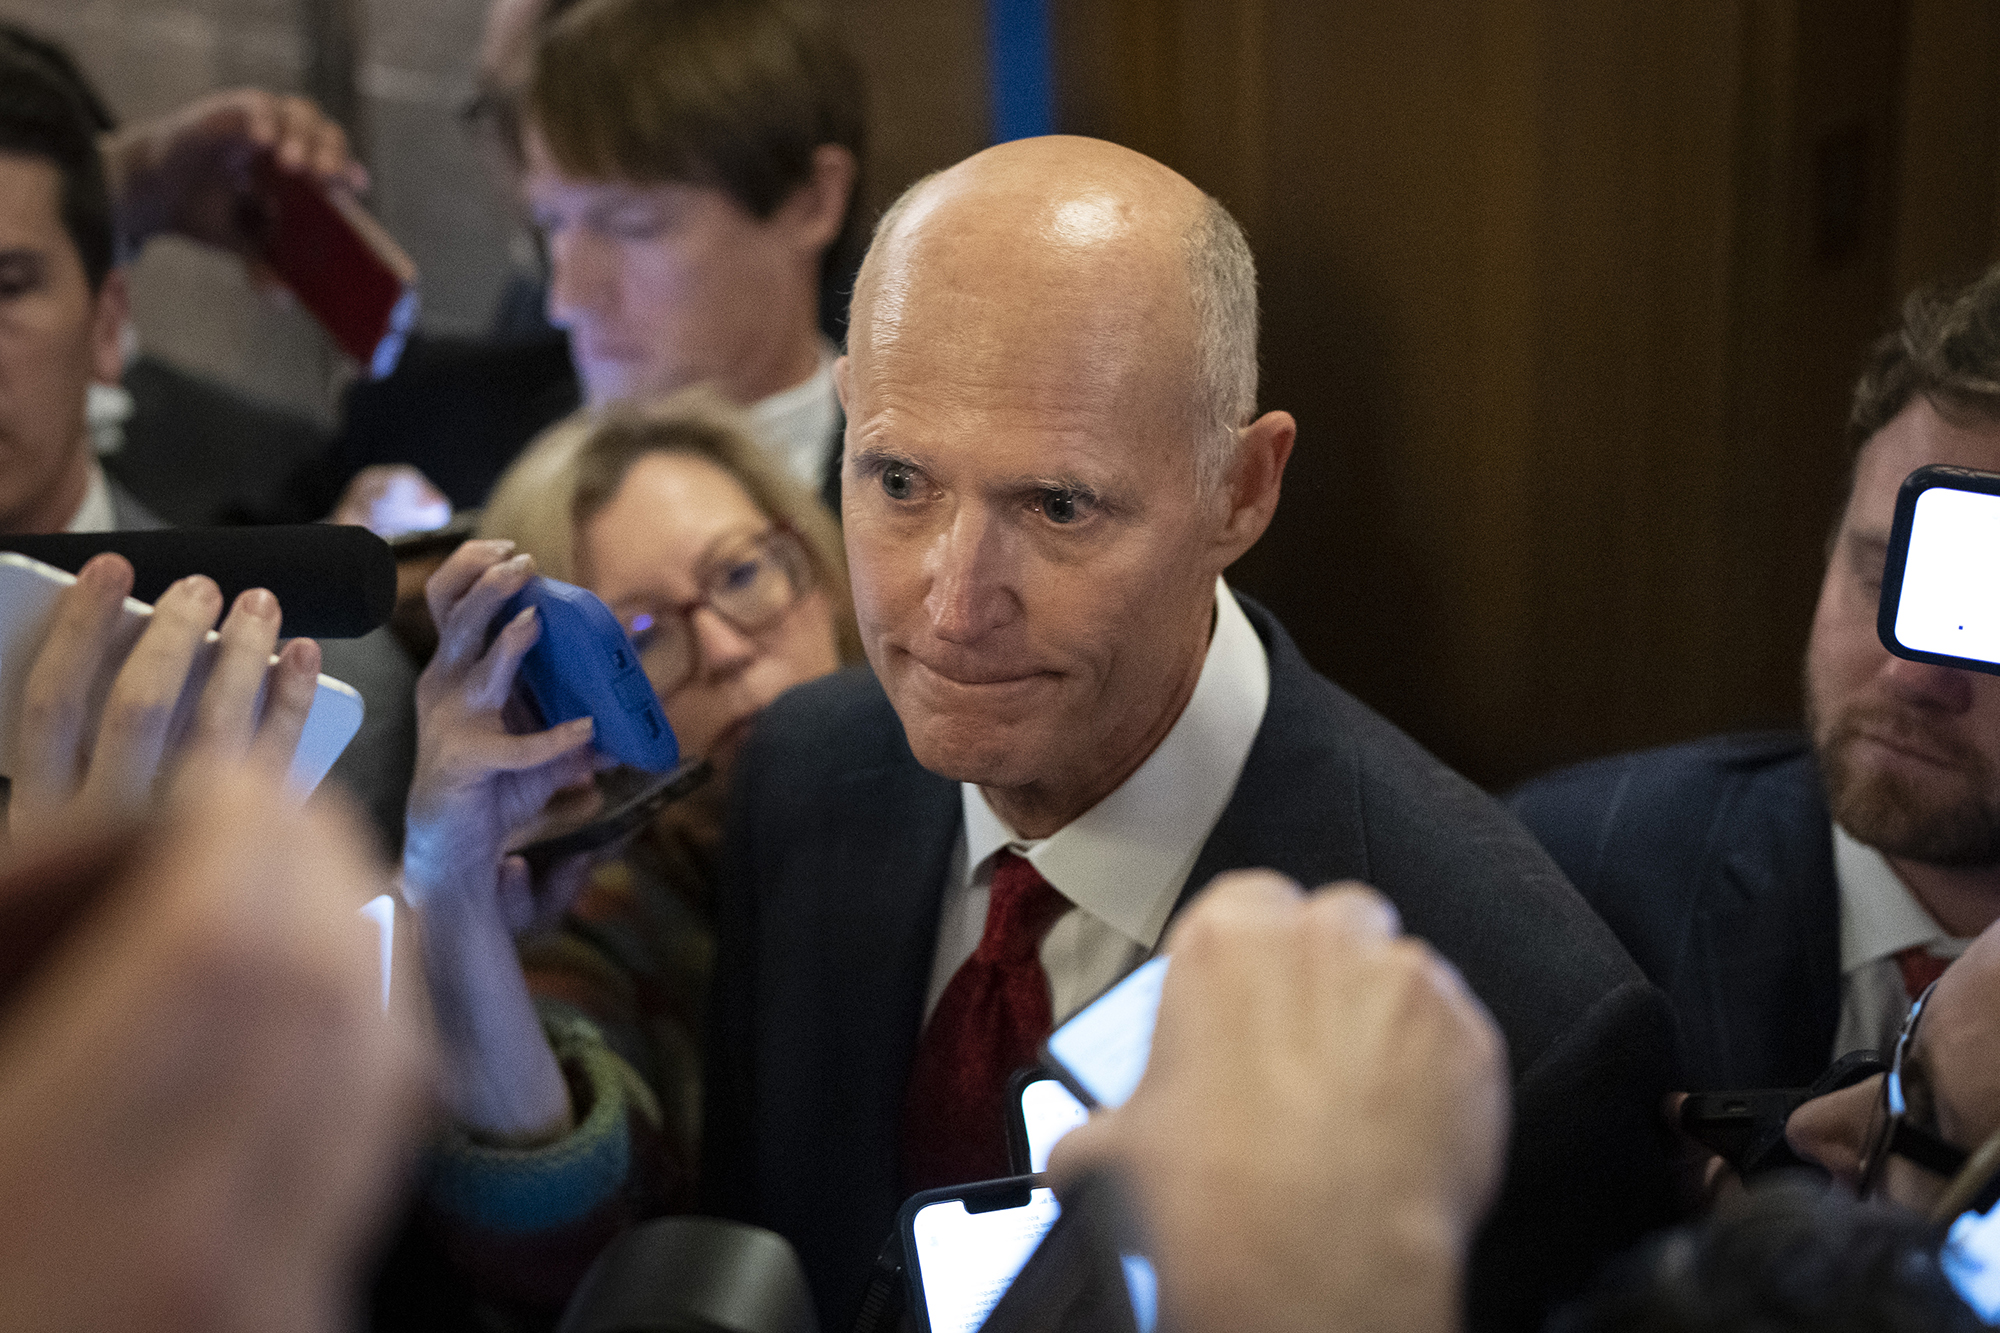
[1176,597,1371,917]
[1680,753,1842,1086]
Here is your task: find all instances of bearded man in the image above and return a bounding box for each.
[1513,264,2000,1087]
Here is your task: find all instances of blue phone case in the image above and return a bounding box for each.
[497,576,679,772]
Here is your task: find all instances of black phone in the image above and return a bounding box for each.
[976,1170,1153,1333]
[1879,464,2000,675]
[1678,1088,1814,1176]
[1007,1070,1090,1176]
[507,761,709,876]
[899,1175,1062,1333]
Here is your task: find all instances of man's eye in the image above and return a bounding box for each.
[881,463,918,501]
[1039,490,1082,524]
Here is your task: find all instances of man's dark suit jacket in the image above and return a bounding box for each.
[705,597,1681,1333]
[1508,733,1842,1090]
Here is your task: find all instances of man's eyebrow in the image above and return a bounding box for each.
[1018,474,1105,502]
[850,444,923,469]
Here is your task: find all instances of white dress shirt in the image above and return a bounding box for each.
[745,345,840,493]
[923,577,1272,1024]
[64,461,117,534]
[1832,824,1971,1057]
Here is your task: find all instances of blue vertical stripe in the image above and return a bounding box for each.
[987,0,1055,142]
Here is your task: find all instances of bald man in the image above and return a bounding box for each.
[698,138,1678,1331]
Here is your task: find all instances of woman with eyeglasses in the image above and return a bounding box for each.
[397,390,859,1319]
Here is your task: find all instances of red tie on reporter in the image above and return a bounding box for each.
[900,850,1071,1194]
[1895,945,1950,1001]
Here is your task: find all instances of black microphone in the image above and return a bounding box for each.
[3,526,396,639]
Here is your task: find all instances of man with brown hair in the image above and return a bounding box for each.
[322,0,865,522]
[1513,263,2000,1091]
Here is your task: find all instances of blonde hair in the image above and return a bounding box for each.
[479,387,861,662]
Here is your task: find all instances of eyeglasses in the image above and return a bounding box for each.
[1857,980,1970,1198]
[620,527,816,695]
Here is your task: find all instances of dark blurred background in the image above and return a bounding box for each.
[7,0,1996,788]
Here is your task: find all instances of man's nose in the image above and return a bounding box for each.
[923,508,1016,644]
[544,227,615,329]
[1880,652,1976,715]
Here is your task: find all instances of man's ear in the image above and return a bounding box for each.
[88,267,130,386]
[776,143,858,258]
[1212,410,1295,564]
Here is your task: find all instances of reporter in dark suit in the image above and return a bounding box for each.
[703,135,1680,1333]
[1512,267,2000,1091]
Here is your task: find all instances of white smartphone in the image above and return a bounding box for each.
[898,1177,1062,1333]
[1042,956,1170,1110]
[1879,465,2000,674]
[1010,1073,1090,1174]
[0,552,363,792]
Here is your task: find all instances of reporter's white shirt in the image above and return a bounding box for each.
[746,347,839,493]
[924,578,1271,1024]
[64,462,116,534]
[1832,824,1972,1057]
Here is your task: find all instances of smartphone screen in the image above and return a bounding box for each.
[1880,466,2000,675]
[359,894,395,1013]
[1944,1197,2000,1321]
[905,1183,1061,1333]
[1045,956,1169,1109]
[1018,1076,1090,1172]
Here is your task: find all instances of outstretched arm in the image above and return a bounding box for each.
[104,88,366,258]
[401,539,596,1144]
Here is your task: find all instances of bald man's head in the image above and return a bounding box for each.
[833,137,1292,837]
[853,136,1257,494]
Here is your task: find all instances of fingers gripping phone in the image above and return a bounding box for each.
[1879,465,2000,673]
[486,576,706,871]
[0,553,362,792]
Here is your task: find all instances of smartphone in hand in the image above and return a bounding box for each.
[250,154,419,378]
[1879,465,2000,675]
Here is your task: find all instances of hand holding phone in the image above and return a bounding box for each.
[250,152,418,377]
[1039,872,1509,1333]
[0,551,361,833]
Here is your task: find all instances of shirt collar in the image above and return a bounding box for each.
[745,343,839,491]
[64,460,117,534]
[1832,822,1971,972]
[961,577,1271,948]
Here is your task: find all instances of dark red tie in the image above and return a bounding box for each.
[900,851,1070,1193]
[1895,945,1951,1001]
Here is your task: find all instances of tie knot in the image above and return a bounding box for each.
[977,851,1069,965]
